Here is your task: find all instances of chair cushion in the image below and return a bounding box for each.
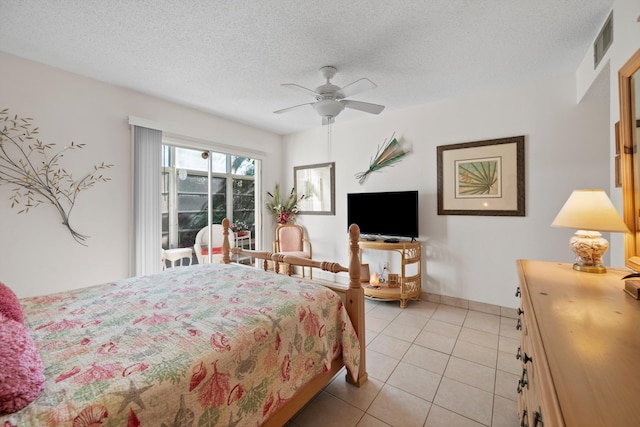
[201,247,223,255]
[278,227,303,251]
[0,313,45,414]
[0,282,24,324]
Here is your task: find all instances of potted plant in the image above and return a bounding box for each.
[230,220,250,236]
[265,184,305,224]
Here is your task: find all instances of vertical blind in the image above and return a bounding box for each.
[133,125,162,276]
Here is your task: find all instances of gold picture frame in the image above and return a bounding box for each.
[437,136,525,216]
[360,264,370,283]
[388,273,399,288]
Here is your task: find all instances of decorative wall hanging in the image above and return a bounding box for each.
[294,162,335,215]
[355,133,407,184]
[437,136,525,216]
[0,109,113,245]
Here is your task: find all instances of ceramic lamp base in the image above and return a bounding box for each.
[569,230,608,274]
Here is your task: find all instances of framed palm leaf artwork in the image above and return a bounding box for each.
[437,136,525,216]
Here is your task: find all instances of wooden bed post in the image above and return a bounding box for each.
[222,218,231,265]
[222,218,368,387]
[345,223,367,386]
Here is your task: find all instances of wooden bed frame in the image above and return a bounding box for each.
[220,218,367,426]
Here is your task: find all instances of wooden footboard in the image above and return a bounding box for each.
[221,218,367,395]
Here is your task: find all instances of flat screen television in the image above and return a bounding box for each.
[347,190,419,239]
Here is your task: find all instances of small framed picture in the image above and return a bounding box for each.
[388,273,399,288]
[294,162,335,215]
[360,264,370,283]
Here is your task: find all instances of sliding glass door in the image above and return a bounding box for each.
[161,144,257,259]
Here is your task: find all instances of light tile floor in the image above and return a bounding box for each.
[286,298,521,427]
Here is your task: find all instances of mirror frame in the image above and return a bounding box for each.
[620,48,640,271]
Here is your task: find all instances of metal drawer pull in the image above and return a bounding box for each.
[516,318,522,330]
[520,409,529,427]
[517,367,528,393]
[516,286,521,297]
[517,347,533,364]
[518,308,524,316]
[533,409,543,427]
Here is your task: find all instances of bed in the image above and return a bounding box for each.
[0,220,367,426]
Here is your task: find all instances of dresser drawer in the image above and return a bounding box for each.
[516,296,535,424]
[517,274,563,426]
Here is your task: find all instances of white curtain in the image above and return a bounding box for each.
[133,125,162,276]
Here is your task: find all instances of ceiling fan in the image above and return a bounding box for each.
[274,66,385,125]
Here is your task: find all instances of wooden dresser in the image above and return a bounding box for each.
[516,259,640,426]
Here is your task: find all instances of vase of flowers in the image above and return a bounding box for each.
[230,220,249,236]
[266,184,305,224]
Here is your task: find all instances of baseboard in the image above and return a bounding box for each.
[313,270,518,319]
[423,291,518,319]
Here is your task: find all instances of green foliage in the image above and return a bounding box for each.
[265,183,305,224]
[229,220,249,232]
[237,378,268,419]
[0,108,113,245]
[197,407,221,426]
[145,355,191,385]
[72,380,110,403]
[304,335,315,353]
[457,160,498,195]
[273,301,297,318]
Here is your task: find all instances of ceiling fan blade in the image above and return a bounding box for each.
[281,83,319,97]
[273,102,315,114]
[342,100,385,115]
[336,78,377,98]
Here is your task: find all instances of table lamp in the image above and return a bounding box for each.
[551,190,629,273]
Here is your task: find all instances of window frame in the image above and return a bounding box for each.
[162,142,260,254]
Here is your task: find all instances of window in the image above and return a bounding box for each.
[162,145,256,251]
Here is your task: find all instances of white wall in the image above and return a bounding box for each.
[281,0,639,309]
[577,0,640,265]
[284,70,610,309]
[0,52,282,298]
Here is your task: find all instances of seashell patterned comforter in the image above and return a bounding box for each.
[0,263,360,426]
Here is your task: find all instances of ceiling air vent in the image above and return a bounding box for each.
[594,11,613,69]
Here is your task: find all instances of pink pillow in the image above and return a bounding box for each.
[0,313,45,414]
[0,282,23,324]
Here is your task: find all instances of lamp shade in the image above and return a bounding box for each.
[551,190,629,233]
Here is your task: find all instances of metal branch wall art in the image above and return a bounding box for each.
[355,133,408,184]
[0,108,113,245]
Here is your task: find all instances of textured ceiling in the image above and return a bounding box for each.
[0,0,613,135]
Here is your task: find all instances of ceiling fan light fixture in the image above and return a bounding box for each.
[313,99,345,119]
[275,66,384,126]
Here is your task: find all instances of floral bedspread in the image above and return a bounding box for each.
[1,263,360,426]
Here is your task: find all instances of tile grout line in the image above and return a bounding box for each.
[295,300,518,426]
